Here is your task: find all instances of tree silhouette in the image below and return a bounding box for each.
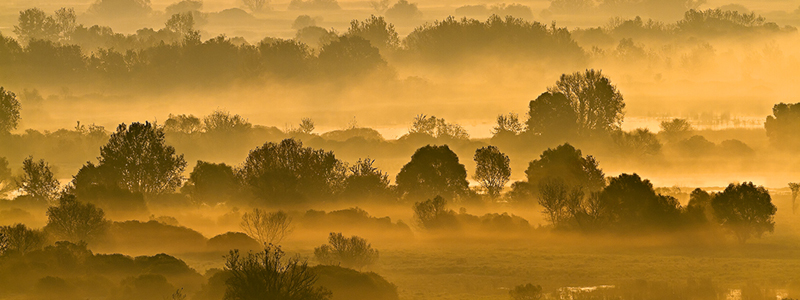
[492,113,523,137]
[473,146,510,198]
[765,102,800,150]
[45,194,109,243]
[164,113,202,134]
[240,209,293,246]
[0,87,20,134]
[408,115,469,140]
[599,173,681,231]
[314,232,378,270]
[685,188,713,224]
[98,122,186,195]
[525,143,605,195]
[16,156,60,203]
[412,195,457,230]
[527,92,578,139]
[317,35,387,77]
[712,182,776,243]
[185,161,238,205]
[538,178,583,228]
[789,183,799,214]
[659,118,693,143]
[509,283,543,300]
[342,158,391,200]
[0,223,45,255]
[224,245,331,300]
[0,157,12,197]
[238,139,344,204]
[14,8,59,42]
[203,110,252,134]
[396,145,469,201]
[347,15,399,52]
[547,69,625,135]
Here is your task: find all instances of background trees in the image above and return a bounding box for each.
[97,122,186,196]
[712,182,776,243]
[16,156,60,203]
[473,146,511,199]
[0,87,20,134]
[396,145,469,201]
[45,194,110,243]
[314,232,379,270]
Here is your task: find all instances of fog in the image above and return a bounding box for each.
[2,0,800,299]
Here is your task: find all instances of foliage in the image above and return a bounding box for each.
[94,122,186,196]
[203,110,252,134]
[492,113,523,137]
[659,118,693,143]
[599,173,682,231]
[45,194,109,243]
[765,102,800,150]
[711,182,776,243]
[240,209,293,246]
[16,156,60,203]
[238,139,344,204]
[547,69,625,135]
[185,161,238,205]
[317,36,387,77]
[527,92,578,139]
[164,114,202,134]
[314,232,378,270]
[0,224,45,255]
[385,0,422,21]
[242,0,269,12]
[613,128,662,156]
[537,178,583,228]
[298,118,315,134]
[413,196,457,230]
[342,158,391,200]
[790,183,800,214]
[223,245,331,300]
[310,265,398,300]
[525,143,605,195]
[509,283,543,300]
[347,15,399,52]
[396,145,469,201]
[0,87,20,134]
[165,13,197,38]
[88,0,153,18]
[13,8,59,42]
[473,146,511,198]
[408,115,469,140]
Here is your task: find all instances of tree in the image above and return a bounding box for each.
[98,122,186,195]
[385,0,422,21]
[492,113,523,137]
[547,69,625,135]
[0,224,45,255]
[45,194,110,243]
[396,145,469,201]
[413,195,457,230]
[526,92,578,139]
[712,182,776,243]
[224,245,331,300]
[346,15,399,52]
[342,158,391,200]
[525,143,605,195]
[185,161,238,205]
[13,8,59,42]
[242,0,269,12]
[203,110,252,134]
[298,118,315,134]
[238,139,344,203]
[240,209,293,245]
[317,36,388,77]
[54,8,77,41]
[660,118,693,142]
[314,232,378,270]
[0,87,20,134]
[537,178,583,228]
[685,188,713,224]
[473,146,511,198]
[765,102,800,150]
[408,115,469,140]
[165,12,196,38]
[599,173,682,231]
[164,114,202,134]
[790,183,799,214]
[16,156,60,203]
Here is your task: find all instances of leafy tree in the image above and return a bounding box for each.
[492,113,523,137]
[614,128,662,156]
[659,118,693,142]
[185,161,238,205]
[412,195,457,230]
[14,8,59,42]
[408,115,469,140]
[54,8,77,41]
[317,35,387,77]
[385,0,422,21]
[97,122,186,195]
[45,194,110,243]
[712,182,776,243]
[525,143,605,195]
[0,224,45,255]
[347,15,399,52]
[203,110,252,134]
[224,245,331,300]
[509,283,543,300]
[16,156,60,203]
[314,232,378,270]
[396,145,469,201]
[685,188,713,224]
[298,118,315,134]
[240,209,293,245]
[0,87,20,134]
[765,102,800,150]
[527,92,578,139]
[599,173,682,231]
[164,113,202,134]
[238,139,344,203]
[342,158,391,200]
[165,12,197,38]
[473,146,511,198]
[789,182,799,214]
[547,69,625,135]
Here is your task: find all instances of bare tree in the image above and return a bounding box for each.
[538,178,568,227]
[299,118,315,134]
[240,209,293,245]
[242,0,269,12]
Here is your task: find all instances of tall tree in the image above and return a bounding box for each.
[17,156,60,203]
[712,182,776,243]
[525,143,605,195]
[547,69,625,135]
[527,92,578,139]
[45,194,109,243]
[0,87,20,134]
[396,145,469,201]
[13,8,59,42]
[473,146,511,198]
[98,122,186,195]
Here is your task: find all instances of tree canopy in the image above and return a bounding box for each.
[396,145,469,201]
[712,182,776,243]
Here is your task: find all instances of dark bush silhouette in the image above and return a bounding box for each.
[765,102,800,150]
[311,265,398,300]
[509,283,543,300]
[240,209,293,246]
[711,182,776,243]
[314,232,378,270]
[473,146,511,198]
[289,0,341,11]
[223,245,331,300]
[342,158,392,201]
[107,220,207,253]
[0,223,45,255]
[527,92,578,140]
[207,232,262,252]
[184,160,238,205]
[347,16,399,53]
[396,145,469,201]
[45,194,109,243]
[599,173,682,231]
[412,195,458,230]
[0,87,20,134]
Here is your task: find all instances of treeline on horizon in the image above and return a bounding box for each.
[0,3,795,91]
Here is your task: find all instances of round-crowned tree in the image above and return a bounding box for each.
[98,122,186,195]
[396,145,469,201]
[712,182,776,243]
[473,146,510,199]
[525,143,605,195]
[0,87,21,134]
[547,69,625,135]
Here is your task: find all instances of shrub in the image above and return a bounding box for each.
[314,232,378,270]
